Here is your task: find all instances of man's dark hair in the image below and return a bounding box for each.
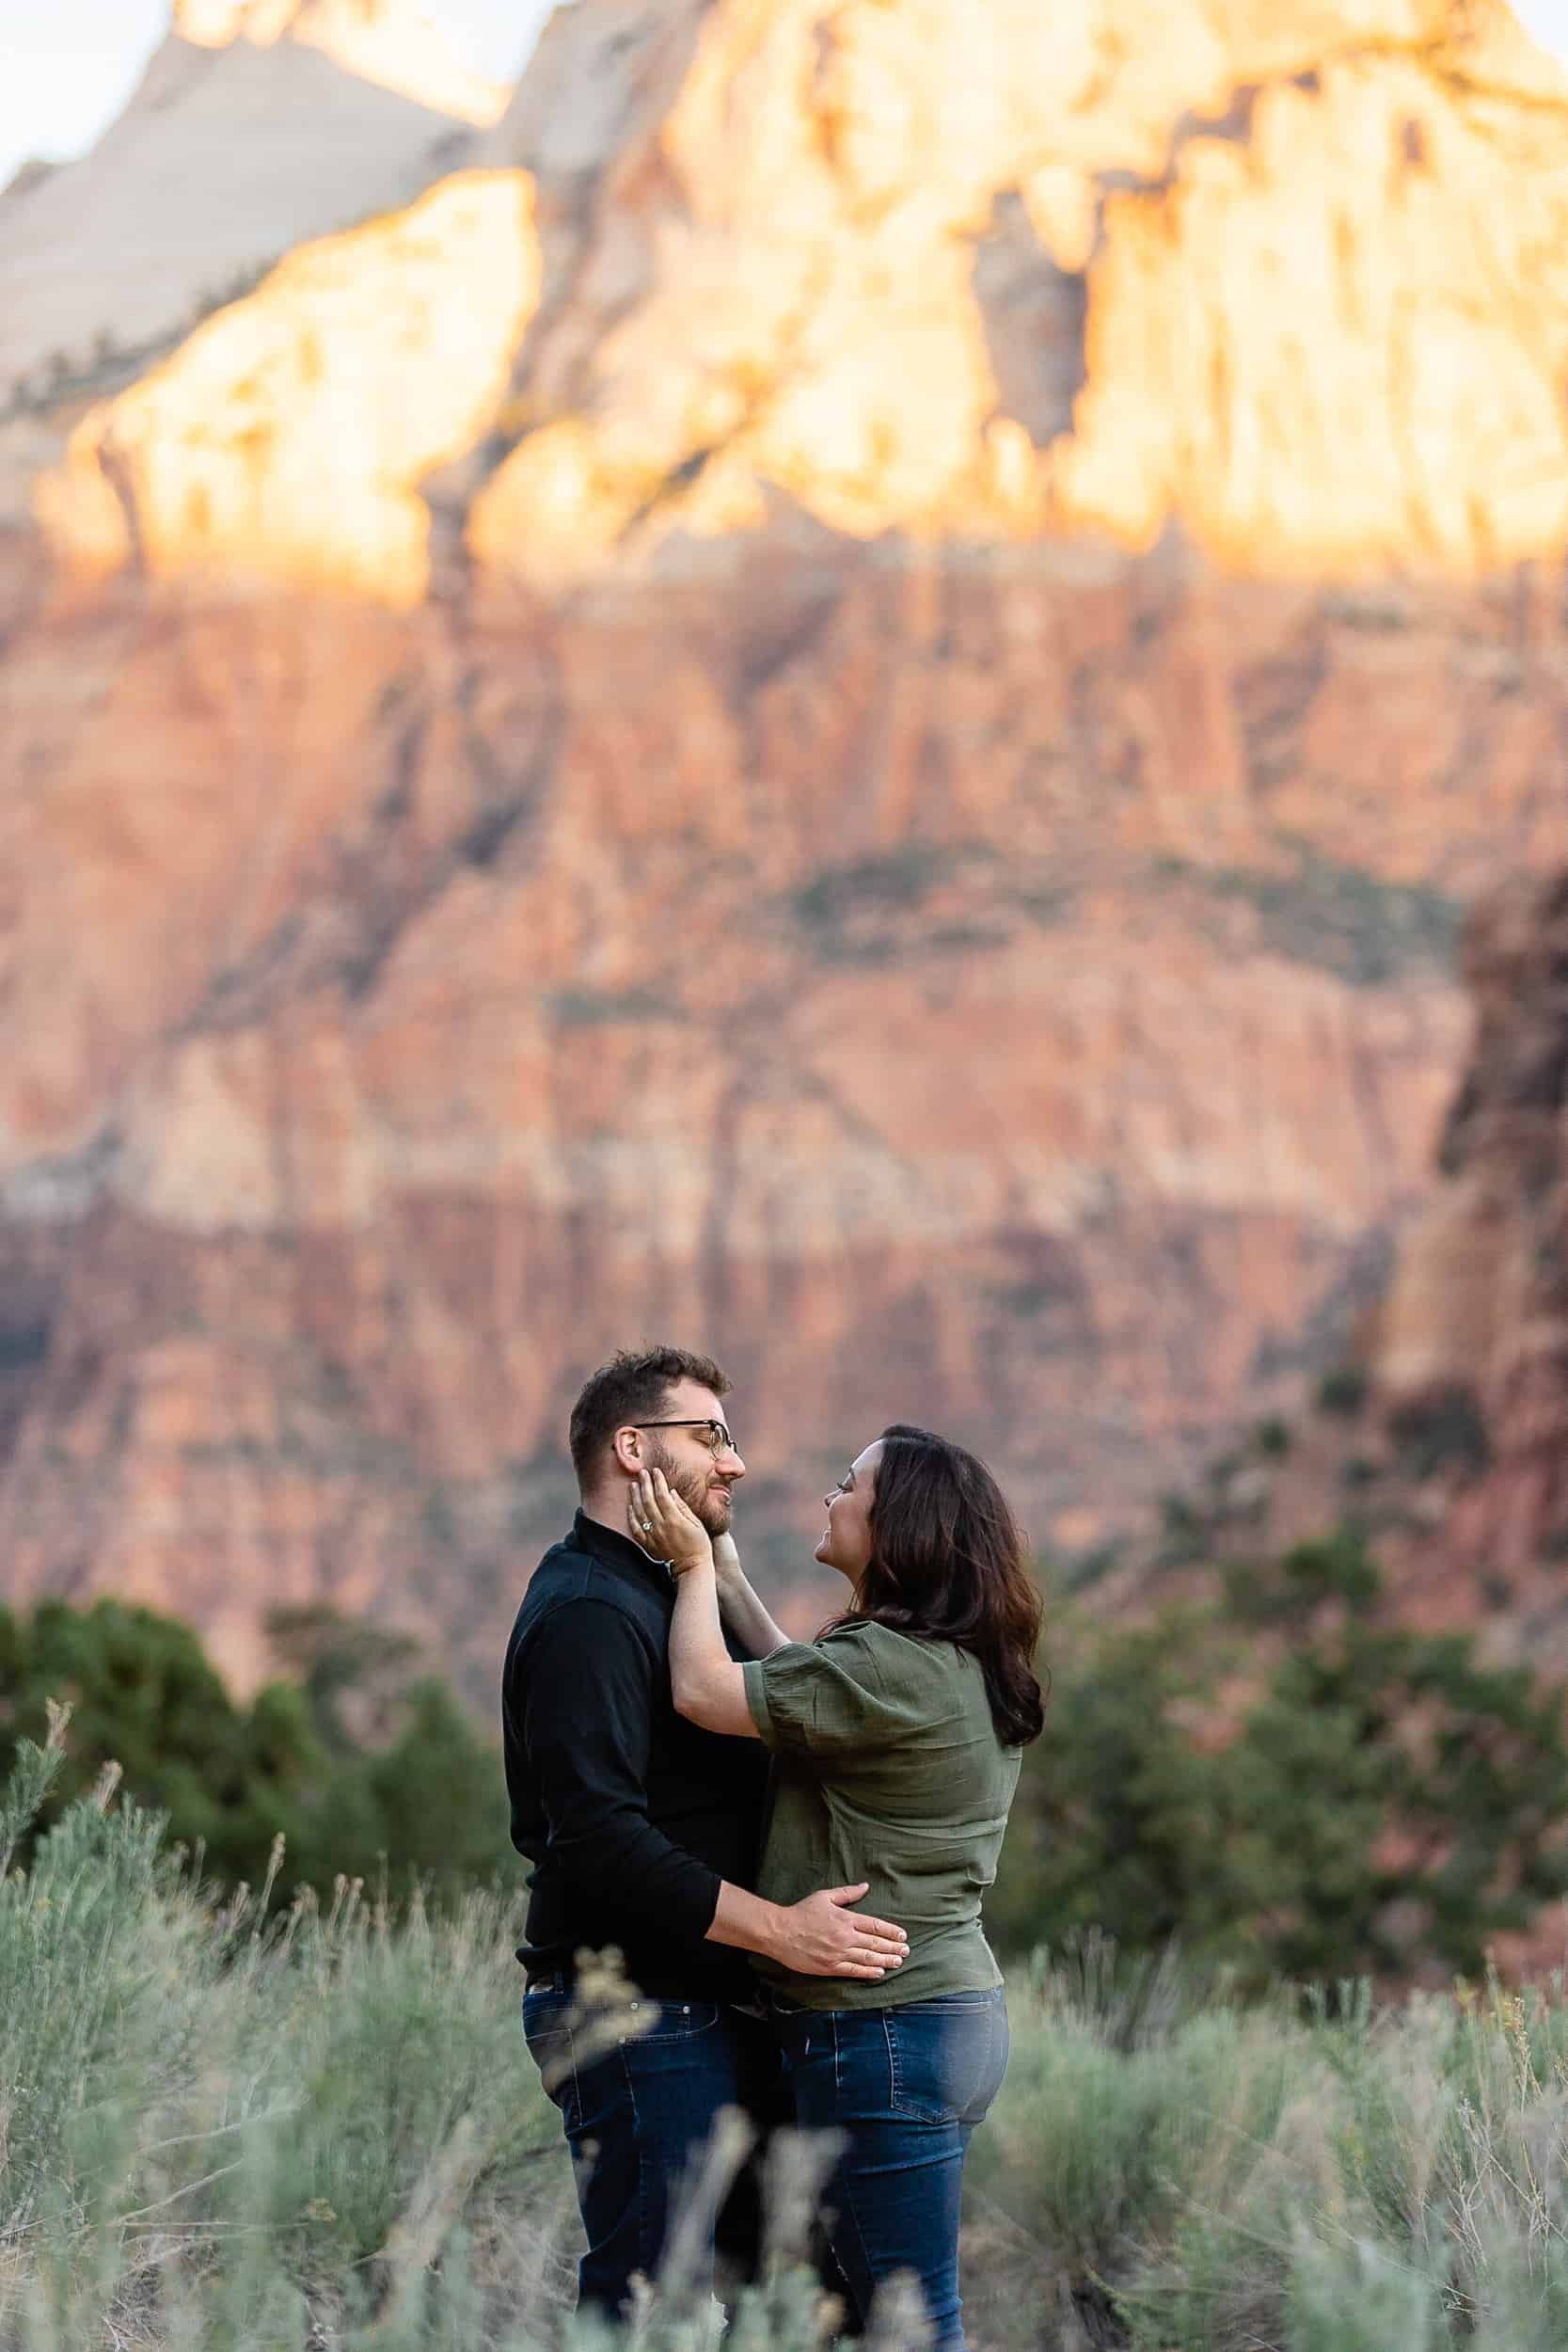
[568,1346,732,1488]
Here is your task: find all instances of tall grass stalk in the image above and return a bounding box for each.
[9,1747,1568,2346]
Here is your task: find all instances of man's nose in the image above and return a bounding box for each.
[717,1444,745,1477]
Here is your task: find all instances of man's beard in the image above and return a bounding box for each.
[644,1439,732,1537]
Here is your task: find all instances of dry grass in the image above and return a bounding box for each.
[8,1737,1568,2348]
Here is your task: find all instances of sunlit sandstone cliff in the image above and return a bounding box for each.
[7,0,1568,1687]
[174,0,510,124]
[45,0,1568,594]
[0,0,502,421]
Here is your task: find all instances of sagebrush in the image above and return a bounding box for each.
[7,1731,1568,2348]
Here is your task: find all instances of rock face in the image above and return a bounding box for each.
[1373,871,1568,1612]
[175,0,511,124]
[0,2,501,418]
[1101,862,1568,1682]
[5,0,1568,1691]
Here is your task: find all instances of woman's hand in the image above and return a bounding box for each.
[631,1468,713,1576]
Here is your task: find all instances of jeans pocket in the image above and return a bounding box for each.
[887,1994,1005,2125]
[522,1990,577,2110]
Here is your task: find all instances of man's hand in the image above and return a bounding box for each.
[766,1883,910,1981]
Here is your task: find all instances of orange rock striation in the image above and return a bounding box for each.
[37,173,540,604]
[5,0,1568,1686]
[0,0,505,429]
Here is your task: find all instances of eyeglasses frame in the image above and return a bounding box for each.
[631,1418,740,1460]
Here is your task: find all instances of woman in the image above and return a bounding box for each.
[631,1423,1044,2352]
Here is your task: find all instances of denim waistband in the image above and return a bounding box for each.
[525,1970,768,2021]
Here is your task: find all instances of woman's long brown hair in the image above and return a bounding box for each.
[829,1423,1045,1746]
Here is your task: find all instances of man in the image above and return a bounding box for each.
[502,1345,908,2325]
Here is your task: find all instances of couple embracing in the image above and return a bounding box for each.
[501,1347,1044,2350]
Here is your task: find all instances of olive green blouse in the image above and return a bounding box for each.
[741,1621,1021,2010]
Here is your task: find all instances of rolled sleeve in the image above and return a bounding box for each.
[742,1656,779,1747]
[742,1628,923,1761]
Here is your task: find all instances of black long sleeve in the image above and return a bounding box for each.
[502,1513,770,1997]
[519,1599,721,1946]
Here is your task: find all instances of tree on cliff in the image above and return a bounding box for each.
[993,1529,1568,1985]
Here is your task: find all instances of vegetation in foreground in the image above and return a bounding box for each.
[7,1728,1568,2351]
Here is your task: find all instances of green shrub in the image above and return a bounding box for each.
[1279,2234,1447,2352]
[15,1727,1568,2350]
[996,1530,1568,1985]
[0,1597,515,1905]
[788,846,942,931]
[1155,849,1461,988]
[1316,1366,1369,1417]
[1388,1386,1492,1481]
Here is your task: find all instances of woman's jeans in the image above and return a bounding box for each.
[771,1987,1009,2352]
[522,1985,797,2323]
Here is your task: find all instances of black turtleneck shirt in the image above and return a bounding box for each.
[501,1509,771,2001]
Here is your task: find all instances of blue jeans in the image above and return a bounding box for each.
[771,1989,1009,2352]
[522,1986,797,2323]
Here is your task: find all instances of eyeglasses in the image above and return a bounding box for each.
[634,1419,740,1460]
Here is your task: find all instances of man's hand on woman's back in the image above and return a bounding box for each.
[708,1881,909,1979]
[769,1883,910,1979]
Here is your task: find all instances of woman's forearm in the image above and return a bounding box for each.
[716,1567,792,1660]
[670,1561,756,1735]
[711,1534,790,1657]
[670,1560,729,1692]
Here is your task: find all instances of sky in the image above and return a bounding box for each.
[0,0,555,190]
[0,0,1566,195]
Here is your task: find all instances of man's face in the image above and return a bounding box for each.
[634,1378,745,1538]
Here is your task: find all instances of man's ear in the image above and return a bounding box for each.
[610,1425,642,1476]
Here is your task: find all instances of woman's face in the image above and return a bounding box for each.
[816,1439,883,1585]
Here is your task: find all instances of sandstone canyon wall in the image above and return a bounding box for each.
[1370,869,1568,1636]
[4,0,1568,1692]
[0,0,503,429]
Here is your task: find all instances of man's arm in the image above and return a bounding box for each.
[523,1601,723,1935]
[521,1598,906,1981]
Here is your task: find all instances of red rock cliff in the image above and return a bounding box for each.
[1370,870,1568,1623]
[3,0,1568,1688]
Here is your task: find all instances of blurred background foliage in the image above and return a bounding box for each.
[997,1526,1568,1987]
[0,1595,515,1901]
